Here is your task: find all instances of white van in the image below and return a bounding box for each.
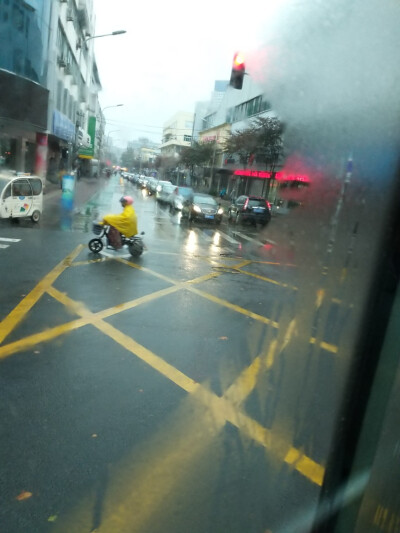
[0,173,43,222]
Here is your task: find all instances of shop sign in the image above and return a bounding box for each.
[52,110,75,142]
[78,116,96,159]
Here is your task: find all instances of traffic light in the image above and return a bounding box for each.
[229,52,245,89]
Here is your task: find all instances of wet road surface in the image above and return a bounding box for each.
[0,175,354,533]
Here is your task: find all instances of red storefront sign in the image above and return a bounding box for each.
[233,169,310,182]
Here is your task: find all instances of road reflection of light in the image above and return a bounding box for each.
[210,231,221,254]
[141,188,148,198]
[185,230,198,254]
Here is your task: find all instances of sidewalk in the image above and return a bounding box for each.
[44,175,108,209]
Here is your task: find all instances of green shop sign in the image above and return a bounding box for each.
[78,116,96,158]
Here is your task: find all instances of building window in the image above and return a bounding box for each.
[12,4,24,32]
[57,81,63,110]
[184,135,192,142]
[229,95,272,124]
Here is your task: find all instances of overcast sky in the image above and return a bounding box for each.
[92,0,291,147]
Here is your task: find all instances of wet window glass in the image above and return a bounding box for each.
[1,181,11,198]
[12,179,31,197]
[30,178,43,196]
[1,1,400,532]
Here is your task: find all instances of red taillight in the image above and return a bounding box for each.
[266,201,271,210]
[244,198,249,209]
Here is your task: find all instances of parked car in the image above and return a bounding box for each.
[181,193,223,224]
[137,175,149,190]
[227,195,271,226]
[156,182,176,203]
[146,177,158,194]
[168,186,194,210]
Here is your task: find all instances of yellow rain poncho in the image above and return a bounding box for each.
[102,204,138,237]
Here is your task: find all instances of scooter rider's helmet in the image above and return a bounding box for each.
[120,195,134,206]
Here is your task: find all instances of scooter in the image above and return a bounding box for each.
[88,223,145,257]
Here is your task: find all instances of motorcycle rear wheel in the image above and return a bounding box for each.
[89,238,103,253]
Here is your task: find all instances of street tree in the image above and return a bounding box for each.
[179,141,216,181]
[252,116,285,175]
[224,116,284,173]
[223,128,259,167]
[120,147,135,169]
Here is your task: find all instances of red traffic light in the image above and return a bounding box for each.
[233,52,245,69]
[230,52,245,89]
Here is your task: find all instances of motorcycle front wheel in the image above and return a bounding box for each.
[128,241,144,257]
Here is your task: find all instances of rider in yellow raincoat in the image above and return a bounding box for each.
[101,195,138,249]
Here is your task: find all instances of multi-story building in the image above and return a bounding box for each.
[160,111,194,158]
[193,74,278,198]
[0,1,52,174]
[192,80,228,143]
[0,0,102,181]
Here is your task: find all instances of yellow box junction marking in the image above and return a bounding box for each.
[0,245,84,345]
[0,245,330,493]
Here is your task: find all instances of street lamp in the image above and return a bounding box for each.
[84,30,126,44]
[102,104,124,113]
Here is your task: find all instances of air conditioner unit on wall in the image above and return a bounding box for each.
[58,56,67,67]
[67,9,74,21]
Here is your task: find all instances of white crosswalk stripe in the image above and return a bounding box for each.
[0,237,21,250]
[232,232,266,247]
[215,230,240,244]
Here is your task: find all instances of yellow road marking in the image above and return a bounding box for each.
[48,286,324,487]
[237,268,298,290]
[316,289,325,308]
[0,317,92,359]
[96,320,324,486]
[309,337,338,354]
[52,399,225,533]
[0,244,330,491]
[4,279,325,488]
[70,257,112,266]
[224,336,278,407]
[187,286,280,328]
[251,260,297,267]
[284,446,324,485]
[0,245,84,345]
[223,321,296,421]
[116,256,223,285]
